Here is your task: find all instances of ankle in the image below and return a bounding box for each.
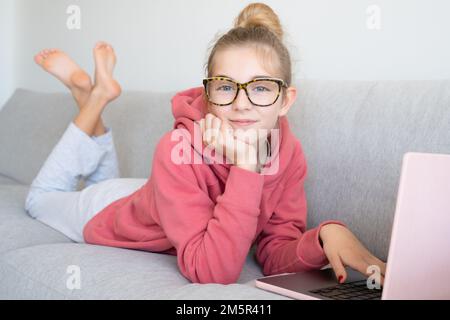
[92,81,121,103]
[93,121,107,137]
[90,87,112,104]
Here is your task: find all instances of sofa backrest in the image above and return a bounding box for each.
[289,80,450,260]
[0,89,175,184]
[1,80,449,260]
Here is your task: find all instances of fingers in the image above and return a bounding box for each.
[211,116,221,145]
[332,252,386,287]
[203,113,222,148]
[221,117,236,143]
[206,114,213,144]
[364,255,387,276]
[329,252,386,288]
[204,113,213,143]
[341,253,372,279]
[198,116,209,144]
[365,261,385,287]
[363,255,386,287]
[326,253,347,283]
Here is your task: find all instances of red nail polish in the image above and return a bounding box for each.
[338,275,344,283]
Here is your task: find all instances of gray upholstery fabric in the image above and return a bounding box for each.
[0,184,72,254]
[0,174,21,185]
[0,89,175,184]
[0,91,79,185]
[289,80,450,260]
[0,244,283,300]
[1,80,449,299]
[0,177,281,299]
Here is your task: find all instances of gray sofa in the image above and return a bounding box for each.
[0,80,449,299]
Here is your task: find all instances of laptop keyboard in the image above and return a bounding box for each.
[309,280,382,300]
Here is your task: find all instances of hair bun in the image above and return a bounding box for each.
[234,3,283,40]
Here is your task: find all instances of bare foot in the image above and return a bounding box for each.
[34,49,92,108]
[92,42,121,102]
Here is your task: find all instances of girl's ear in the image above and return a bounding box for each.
[278,86,297,117]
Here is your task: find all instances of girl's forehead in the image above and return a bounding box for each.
[212,46,280,82]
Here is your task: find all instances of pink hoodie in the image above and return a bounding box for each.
[83,86,342,284]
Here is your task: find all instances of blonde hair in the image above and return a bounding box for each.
[205,3,292,88]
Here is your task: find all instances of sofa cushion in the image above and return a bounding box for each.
[0,243,286,300]
[0,174,22,185]
[0,183,29,208]
[0,184,72,254]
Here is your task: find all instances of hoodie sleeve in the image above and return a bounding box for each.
[151,133,265,284]
[255,142,344,276]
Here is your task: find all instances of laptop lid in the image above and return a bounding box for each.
[383,152,450,299]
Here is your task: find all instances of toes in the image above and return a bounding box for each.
[95,41,114,51]
[36,51,49,60]
[34,49,53,65]
[39,49,51,59]
[34,54,44,65]
[95,41,108,49]
[93,41,116,72]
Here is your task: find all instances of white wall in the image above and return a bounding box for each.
[1,0,450,109]
[0,0,16,108]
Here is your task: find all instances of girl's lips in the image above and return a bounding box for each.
[230,120,258,126]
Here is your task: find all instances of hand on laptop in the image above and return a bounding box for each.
[319,224,387,286]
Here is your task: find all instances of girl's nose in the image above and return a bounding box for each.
[232,89,252,111]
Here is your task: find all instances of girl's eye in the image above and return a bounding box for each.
[253,86,270,92]
[217,85,233,91]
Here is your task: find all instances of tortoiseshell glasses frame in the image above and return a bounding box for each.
[203,76,288,107]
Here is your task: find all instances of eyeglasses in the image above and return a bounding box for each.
[203,76,288,107]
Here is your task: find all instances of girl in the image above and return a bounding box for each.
[25,3,386,285]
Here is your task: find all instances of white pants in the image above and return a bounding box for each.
[25,122,147,243]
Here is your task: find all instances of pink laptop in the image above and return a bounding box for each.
[255,152,450,300]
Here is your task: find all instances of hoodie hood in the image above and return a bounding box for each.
[170,87,298,186]
[172,87,207,131]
